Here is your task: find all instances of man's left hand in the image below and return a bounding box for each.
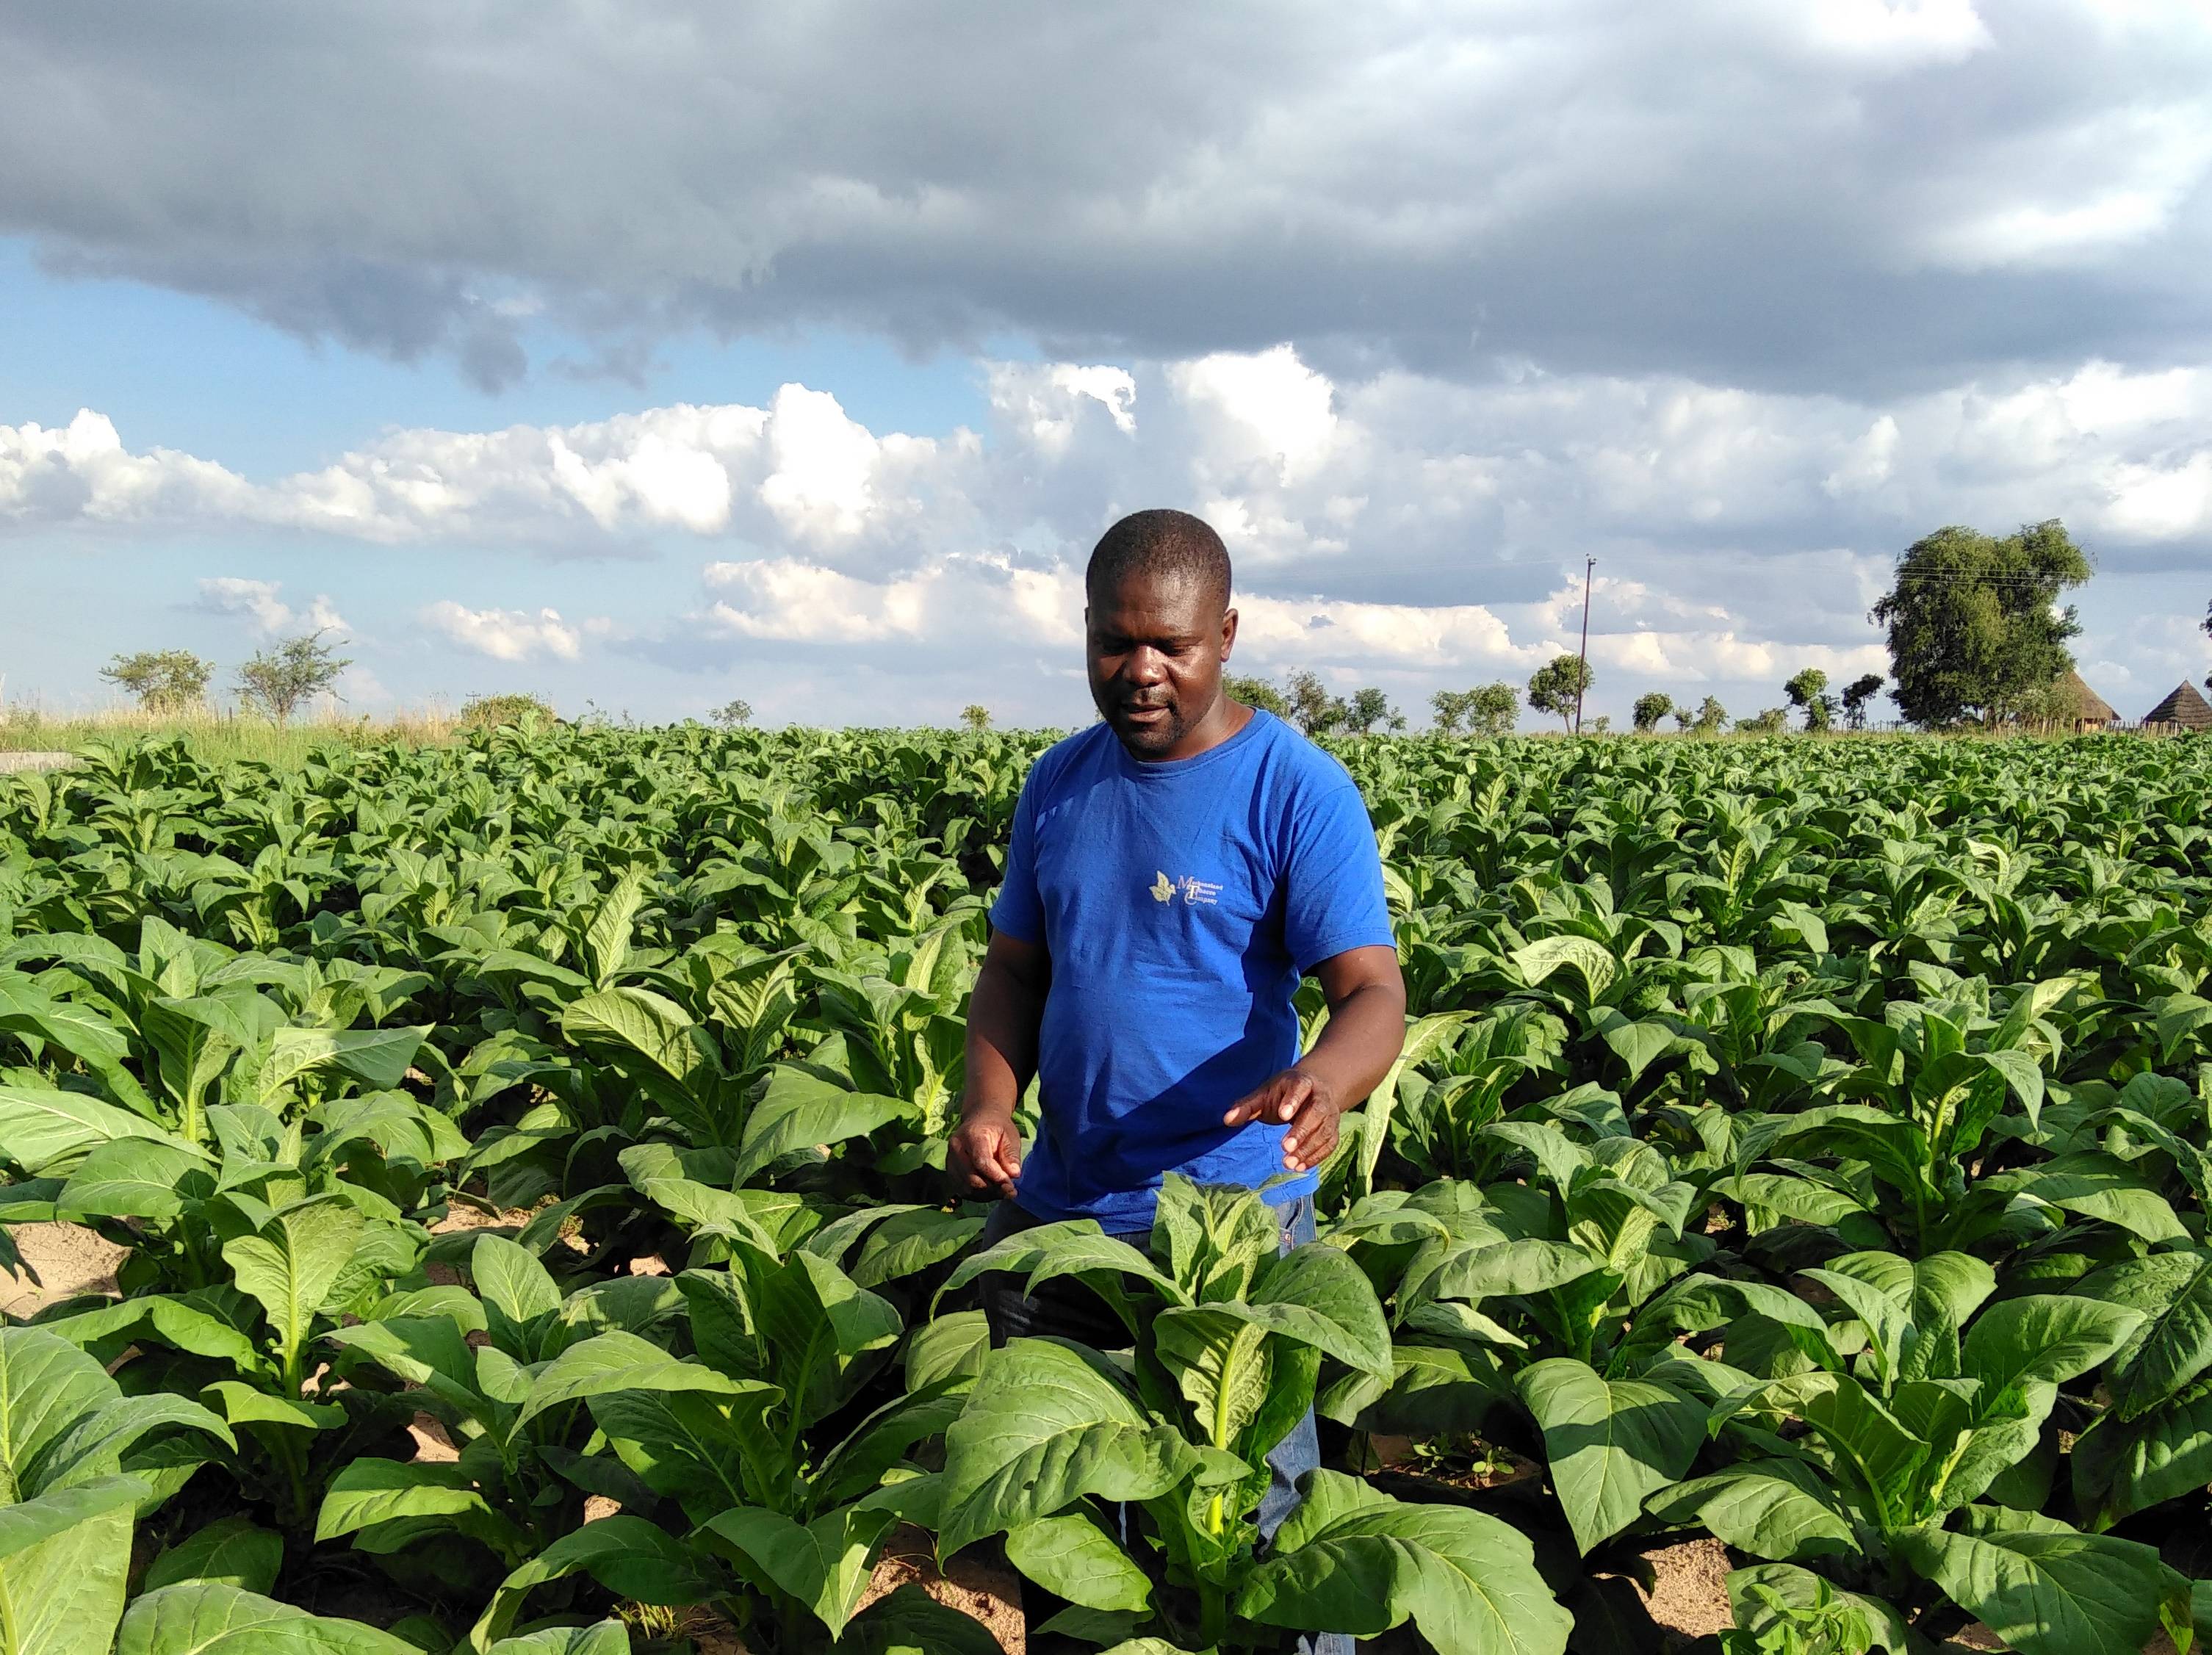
[1222,1068,1341,1172]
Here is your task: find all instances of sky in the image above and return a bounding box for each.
[3,0,2210,729]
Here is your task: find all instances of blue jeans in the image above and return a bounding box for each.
[974,1193,1350,1655]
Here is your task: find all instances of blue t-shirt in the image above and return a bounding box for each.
[989,709,1395,1228]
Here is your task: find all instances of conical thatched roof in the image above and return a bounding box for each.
[2058,670,2119,724]
[2144,679,2212,730]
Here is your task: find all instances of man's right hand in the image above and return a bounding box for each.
[949,1106,1023,1199]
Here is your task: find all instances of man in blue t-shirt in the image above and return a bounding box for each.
[951,510,1405,1630]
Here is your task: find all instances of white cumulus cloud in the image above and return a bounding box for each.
[421,602,588,663]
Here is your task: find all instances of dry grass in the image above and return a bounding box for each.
[0,702,462,766]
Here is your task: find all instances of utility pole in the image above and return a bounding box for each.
[1574,555,1594,735]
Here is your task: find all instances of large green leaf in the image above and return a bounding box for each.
[1516,1358,1704,1554]
[220,1194,363,1360]
[837,1583,1006,1655]
[142,1516,283,1595]
[1961,1295,2143,1398]
[1725,1564,1911,1655]
[1647,1459,1856,1562]
[118,1582,422,1655]
[0,1329,131,1501]
[729,1067,909,1185]
[1005,1509,1152,1612]
[937,1338,1200,1560]
[0,1498,136,1655]
[700,1504,897,1638]
[468,1515,724,1651]
[314,1457,512,1546]
[256,1025,430,1101]
[1894,1507,2184,1655]
[1237,1469,1572,1655]
[516,1330,754,1427]
[57,1137,213,1222]
[0,1086,191,1176]
[2103,1252,2212,1419]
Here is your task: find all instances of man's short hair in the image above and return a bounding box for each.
[1086,510,1231,613]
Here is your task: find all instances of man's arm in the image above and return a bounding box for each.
[1221,943,1406,1173]
[948,929,1050,1198]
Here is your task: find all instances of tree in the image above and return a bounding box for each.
[1225,674,1291,717]
[1341,686,1405,735]
[1283,670,1346,738]
[1691,696,1729,735]
[1434,683,1516,736]
[1870,520,2094,727]
[1631,692,1674,733]
[1589,715,1613,735]
[99,649,212,713]
[960,704,992,731]
[710,699,754,728]
[1672,707,1693,732]
[1840,673,1885,731]
[1526,655,1593,732]
[1737,707,1789,735]
[1783,667,1834,732]
[1466,682,1517,736]
[235,632,350,724]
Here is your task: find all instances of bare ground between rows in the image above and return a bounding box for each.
[0,1219,129,1315]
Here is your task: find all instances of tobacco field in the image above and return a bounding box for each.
[4,726,2212,1655]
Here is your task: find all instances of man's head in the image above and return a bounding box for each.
[1084,509,1238,760]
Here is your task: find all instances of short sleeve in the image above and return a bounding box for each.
[1281,774,1395,973]
[989,774,1046,945]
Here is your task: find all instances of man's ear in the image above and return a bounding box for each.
[1220,607,1239,659]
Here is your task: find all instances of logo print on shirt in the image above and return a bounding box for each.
[1150,870,1222,906]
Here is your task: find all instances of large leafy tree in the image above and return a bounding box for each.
[235,632,350,724]
[1434,682,1517,735]
[1870,522,2092,727]
[1526,654,1593,732]
[99,649,212,712]
[1631,692,1672,732]
[1283,669,1346,736]
[1783,668,1834,732]
[1840,671,1886,729]
[1341,685,1404,734]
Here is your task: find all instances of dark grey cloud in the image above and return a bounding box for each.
[6,1,2209,392]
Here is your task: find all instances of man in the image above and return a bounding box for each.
[949,508,1405,1637]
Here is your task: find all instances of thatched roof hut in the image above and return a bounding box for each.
[2058,670,2119,726]
[2143,679,2212,731]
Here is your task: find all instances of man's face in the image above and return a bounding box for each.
[1086,572,1236,759]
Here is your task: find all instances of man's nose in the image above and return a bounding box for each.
[1126,646,1168,683]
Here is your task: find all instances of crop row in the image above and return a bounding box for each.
[1,727,2209,1654]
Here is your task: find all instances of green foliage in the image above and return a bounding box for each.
[1223,675,1290,718]
[710,698,754,728]
[1871,521,2094,727]
[1840,673,1886,730]
[1738,707,1789,735]
[101,651,213,713]
[1631,692,1673,733]
[1341,686,1404,735]
[958,704,992,731]
[1526,655,1593,732]
[1784,668,1834,732]
[235,632,353,724]
[458,693,558,731]
[0,726,2210,1651]
[1433,682,1518,736]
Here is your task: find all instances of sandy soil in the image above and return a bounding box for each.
[858,1525,1024,1655]
[1611,1536,1734,1644]
[1,1220,129,1316]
